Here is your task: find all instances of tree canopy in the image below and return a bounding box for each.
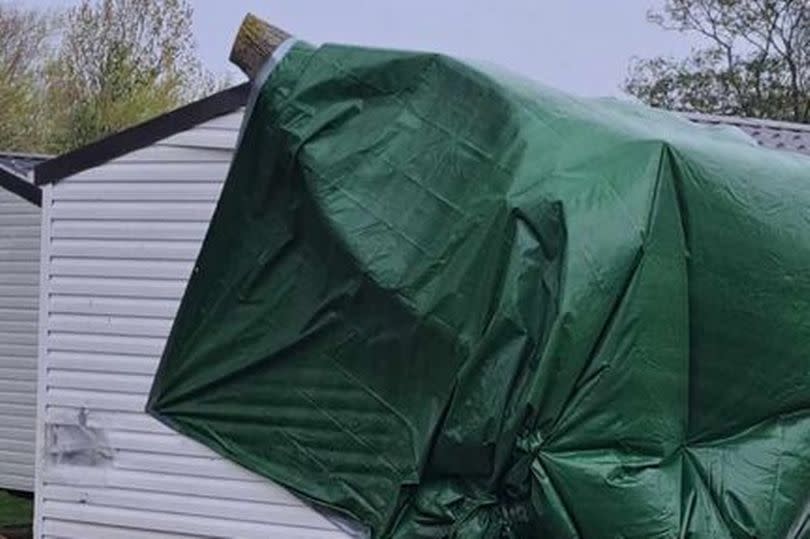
[0,4,51,152]
[626,0,810,123]
[0,0,224,154]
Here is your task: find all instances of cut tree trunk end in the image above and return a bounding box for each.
[229,13,291,79]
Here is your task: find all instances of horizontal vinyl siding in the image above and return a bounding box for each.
[0,187,39,491]
[37,111,354,539]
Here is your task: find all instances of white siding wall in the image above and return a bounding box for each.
[0,186,39,491]
[35,111,354,539]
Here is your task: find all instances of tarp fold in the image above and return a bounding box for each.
[148,41,810,538]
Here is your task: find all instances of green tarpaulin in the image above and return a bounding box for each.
[147,41,810,538]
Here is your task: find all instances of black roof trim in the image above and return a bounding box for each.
[0,166,41,206]
[35,83,251,185]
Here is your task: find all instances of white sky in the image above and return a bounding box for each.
[24,0,704,97]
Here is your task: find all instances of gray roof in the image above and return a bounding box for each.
[0,152,49,178]
[684,112,810,156]
[0,152,46,206]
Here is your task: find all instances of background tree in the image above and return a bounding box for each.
[0,4,52,152]
[44,0,222,152]
[626,0,810,122]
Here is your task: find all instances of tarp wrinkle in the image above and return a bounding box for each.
[148,41,810,538]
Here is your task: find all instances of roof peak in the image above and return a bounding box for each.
[35,83,250,186]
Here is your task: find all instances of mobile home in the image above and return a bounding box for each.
[31,78,810,538]
[0,153,44,492]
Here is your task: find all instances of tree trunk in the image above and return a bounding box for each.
[229,13,291,79]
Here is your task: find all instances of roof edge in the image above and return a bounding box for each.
[35,83,251,186]
[682,111,810,133]
[0,151,52,159]
[0,166,41,206]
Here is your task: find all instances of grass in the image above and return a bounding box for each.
[0,490,32,529]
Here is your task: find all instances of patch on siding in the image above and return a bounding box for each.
[47,408,112,466]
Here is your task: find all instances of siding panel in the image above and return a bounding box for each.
[0,187,39,491]
[36,110,355,538]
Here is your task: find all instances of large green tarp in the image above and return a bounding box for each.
[147,41,810,538]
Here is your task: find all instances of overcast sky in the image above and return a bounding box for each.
[25,0,704,97]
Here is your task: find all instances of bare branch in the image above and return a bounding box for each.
[626,0,810,123]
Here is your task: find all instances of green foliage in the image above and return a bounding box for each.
[0,0,226,154]
[0,4,50,152]
[45,0,224,153]
[626,0,810,122]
